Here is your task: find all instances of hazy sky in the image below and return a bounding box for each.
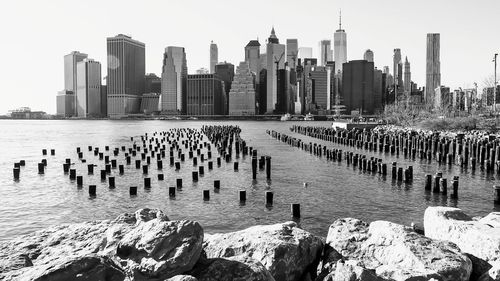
[1,0,499,114]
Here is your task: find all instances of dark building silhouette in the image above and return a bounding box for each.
[215,63,235,114]
[276,69,289,114]
[258,69,267,114]
[186,74,225,115]
[144,73,161,93]
[342,60,375,114]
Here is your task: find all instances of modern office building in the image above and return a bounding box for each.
[186,74,225,115]
[106,34,145,117]
[276,68,290,114]
[435,86,451,110]
[210,41,218,73]
[76,59,102,117]
[404,57,411,94]
[342,60,375,114]
[298,47,313,60]
[56,90,75,117]
[64,51,88,110]
[215,62,235,114]
[426,33,441,106]
[307,67,335,113]
[393,48,402,88]
[161,46,187,114]
[266,27,286,113]
[229,62,256,115]
[140,93,161,114]
[101,85,107,117]
[245,39,261,76]
[144,73,161,94]
[319,40,333,66]
[258,69,267,114]
[196,68,210,74]
[363,49,374,62]
[286,39,298,69]
[373,68,383,112]
[334,12,347,75]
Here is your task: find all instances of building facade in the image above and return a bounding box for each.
[404,57,411,94]
[106,34,145,117]
[229,62,256,115]
[363,49,374,62]
[266,27,286,113]
[64,51,88,111]
[319,40,333,66]
[286,39,298,69]
[186,74,225,115]
[215,63,235,115]
[76,59,102,117]
[56,90,75,117]
[334,13,347,75]
[144,73,161,94]
[426,33,441,106]
[245,40,261,76]
[393,48,402,88]
[342,60,375,114]
[161,46,187,114]
[210,41,218,73]
[140,93,160,114]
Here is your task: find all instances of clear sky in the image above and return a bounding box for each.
[1,0,499,114]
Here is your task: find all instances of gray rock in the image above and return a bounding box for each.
[203,221,323,281]
[189,255,275,281]
[424,207,500,278]
[116,219,203,279]
[165,275,199,281]
[321,218,472,281]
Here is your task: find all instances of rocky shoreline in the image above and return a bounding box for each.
[0,207,498,281]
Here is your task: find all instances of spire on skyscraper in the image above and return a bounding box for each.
[337,10,345,32]
[268,26,279,44]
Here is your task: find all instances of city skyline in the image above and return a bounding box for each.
[1,0,499,114]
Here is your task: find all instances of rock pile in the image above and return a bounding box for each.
[1,207,496,281]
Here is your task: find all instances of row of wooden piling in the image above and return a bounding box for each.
[291,125,500,173]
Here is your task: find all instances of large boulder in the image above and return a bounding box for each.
[0,208,204,281]
[116,219,203,279]
[203,221,323,281]
[319,218,472,281]
[188,255,275,281]
[424,207,500,280]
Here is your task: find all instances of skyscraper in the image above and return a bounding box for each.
[64,51,88,110]
[393,48,402,87]
[342,60,375,114]
[266,27,286,113]
[161,46,187,114]
[426,33,441,106]
[76,59,102,117]
[319,40,333,66]
[106,34,145,117]
[404,57,411,94]
[333,11,347,75]
[215,62,235,115]
[363,49,374,62]
[286,39,298,69]
[229,62,256,115]
[210,41,218,73]
[245,39,261,75]
[186,74,225,115]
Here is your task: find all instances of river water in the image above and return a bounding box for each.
[0,120,498,242]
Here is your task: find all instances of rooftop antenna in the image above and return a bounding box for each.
[339,9,342,30]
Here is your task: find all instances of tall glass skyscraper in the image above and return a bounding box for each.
[426,33,441,106]
[161,46,187,114]
[334,12,347,75]
[64,51,88,113]
[266,27,286,113]
[319,40,333,66]
[106,34,145,117]
[76,59,102,117]
[210,41,218,74]
[286,39,298,69]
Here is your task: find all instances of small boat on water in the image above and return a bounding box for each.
[280,113,292,121]
[304,113,314,121]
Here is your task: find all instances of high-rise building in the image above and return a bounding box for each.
[308,66,336,113]
[404,57,411,94]
[210,41,218,73]
[298,47,313,60]
[426,33,441,106]
[215,62,235,115]
[334,11,347,75]
[363,49,374,62]
[76,59,102,117]
[286,39,298,69]
[64,51,88,110]
[319,40,333,66]
[196,68,210,74]
[393,49,402,87]
[373,68,383,112]
[245,39,261,75]
[434,86,450,109]
[140,93,160,114]
[186,74,225,115]
[106,34,145,117]
[101,85,107,117]
[56,90,75,117]
[342,60,375,114]
[161,46,187,114]
[229,62,256,115]
[266,27,286,113]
